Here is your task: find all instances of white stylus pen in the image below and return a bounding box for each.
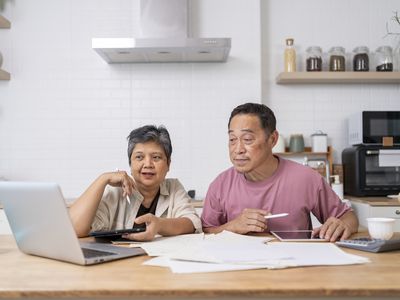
[115,168,131,205]
[264,213,289,219]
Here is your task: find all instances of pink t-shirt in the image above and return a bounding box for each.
[201,157,351,231]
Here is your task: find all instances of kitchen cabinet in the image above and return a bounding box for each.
[276,72,400,84]
[348,196,400,231]
[275,146,333,177]
[0,14,11,80]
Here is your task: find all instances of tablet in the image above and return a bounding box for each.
[271,230,325,242]
[89,227,146,240]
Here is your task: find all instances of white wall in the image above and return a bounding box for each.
[262,0,400,163]
[0,0,261,198]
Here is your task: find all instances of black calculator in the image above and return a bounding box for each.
[336,237,400,253]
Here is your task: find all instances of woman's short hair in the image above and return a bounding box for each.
[127,125,172,165]
[228,102,276,137]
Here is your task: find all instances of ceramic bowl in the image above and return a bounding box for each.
[367,217,395,240]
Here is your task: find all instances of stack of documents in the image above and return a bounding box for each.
[124,231,369,273]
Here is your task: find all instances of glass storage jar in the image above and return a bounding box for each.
[329,46,346,71]
[375,46,393,71]
[352,46,369,72]
[394,45,400,71]
[306,46,322,71]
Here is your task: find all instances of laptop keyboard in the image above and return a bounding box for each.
[81,247,116,258]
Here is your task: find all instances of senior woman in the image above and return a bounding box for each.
[69,125,201,241]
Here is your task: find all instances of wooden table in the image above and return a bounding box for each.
[0,235,399,300]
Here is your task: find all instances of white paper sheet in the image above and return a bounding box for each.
[140,233,206,256]
[140,231,369,273]
[144,256,275,273]
[139,231,273,258]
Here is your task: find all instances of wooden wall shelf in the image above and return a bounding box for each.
[275,146,333,177]
[0,15,10,28]
[0,69,10,80]
[276,72,400,84]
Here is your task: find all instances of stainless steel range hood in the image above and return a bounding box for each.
[92,0,231,63]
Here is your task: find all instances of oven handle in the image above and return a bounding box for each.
[366,150,380,155]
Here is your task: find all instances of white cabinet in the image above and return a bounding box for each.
[0,209,12,234]
[349,197,400,231]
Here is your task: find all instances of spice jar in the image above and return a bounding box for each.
[306,46,322,71]
[352,46,369,72]
[284,38,296,72]
[375,46,393,72]
[329,46,346,71]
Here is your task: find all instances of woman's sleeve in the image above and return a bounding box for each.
[168,179,203,233]
[91,187,114,231]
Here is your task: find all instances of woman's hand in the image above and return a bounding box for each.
[122,213,160,241]
[105,170,136,198]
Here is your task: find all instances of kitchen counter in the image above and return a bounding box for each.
[346,195,400,207]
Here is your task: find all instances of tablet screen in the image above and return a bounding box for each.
[271,230,325,242]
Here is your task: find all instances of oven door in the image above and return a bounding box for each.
[363,148,400,193]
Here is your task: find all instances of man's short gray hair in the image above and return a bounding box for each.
[127,125,172,165]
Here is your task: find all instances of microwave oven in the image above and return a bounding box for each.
[348,111,400,145]
[342,145,400,196]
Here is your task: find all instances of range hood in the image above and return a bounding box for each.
[92,0,231,63]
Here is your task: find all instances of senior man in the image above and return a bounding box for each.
[201,103,358,242]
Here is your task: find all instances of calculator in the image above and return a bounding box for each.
[336,237,400,253]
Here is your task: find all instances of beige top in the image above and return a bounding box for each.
[91,178,202,233]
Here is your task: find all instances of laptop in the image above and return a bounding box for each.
[0,181,146,265]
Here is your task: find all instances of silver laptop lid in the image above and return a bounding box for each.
[0,182,87,264]
[0,181,146,265]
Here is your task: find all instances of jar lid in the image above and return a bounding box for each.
[311,130,327,136]
[376,45,393,53]
[286,38,294,46]
[353,46,369,53]
[306,46,322,52]
[329,46,345,53]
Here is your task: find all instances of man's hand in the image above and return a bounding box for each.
[122,213,159,241]
[224,208,268,234]
[313,216,353,242]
